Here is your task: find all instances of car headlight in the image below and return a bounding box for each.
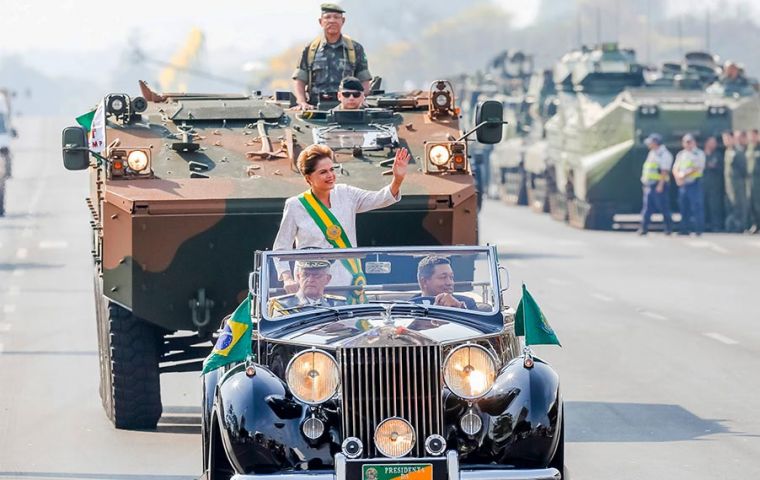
[428,144,451,167]
[286,349,339,405]
[127,150,149,172]
[443,344,497,399]
[374,417,415,458]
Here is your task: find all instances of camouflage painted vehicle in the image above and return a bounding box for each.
[544,47,760,229]
[60,80,503,429]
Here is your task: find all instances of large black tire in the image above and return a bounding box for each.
[95,291,163,429]
[550,415,565,478]
[0,181,5,217]
[205,414,235,480]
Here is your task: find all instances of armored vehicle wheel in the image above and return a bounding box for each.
[95,292,163,429]
[0,182,5,217]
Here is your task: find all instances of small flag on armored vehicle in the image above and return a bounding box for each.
[202,295,252,374]
[514,284,561,346]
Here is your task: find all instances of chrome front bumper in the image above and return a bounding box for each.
[231,451,561,480]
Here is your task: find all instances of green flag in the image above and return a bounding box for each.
[514,284,561,346]
[75,109,96,131]
[202,295,253,374]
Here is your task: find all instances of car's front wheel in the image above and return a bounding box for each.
[550,416,565,478]
[95,292,163,429]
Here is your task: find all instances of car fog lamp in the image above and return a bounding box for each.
[424,434,446,456]
[286,349,339,405]
[127,150,149,172]
[460,410,483,436]
[374,418,415,458]
[302,416,325,440]
[429,144,451,167]
[443,344,497,399]
[342,437,363,459]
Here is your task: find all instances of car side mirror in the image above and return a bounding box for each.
[475,100,504,144]
[62,126,90,170]
[498,265,510,292]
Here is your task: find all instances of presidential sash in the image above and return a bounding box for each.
[298,191,367,303]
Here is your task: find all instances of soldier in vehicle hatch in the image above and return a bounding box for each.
[292,3,371,111]
[336,76,365,110]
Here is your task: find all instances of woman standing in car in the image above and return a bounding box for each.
[273,143,410,296]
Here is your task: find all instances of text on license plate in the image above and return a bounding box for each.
[362,463,433,480]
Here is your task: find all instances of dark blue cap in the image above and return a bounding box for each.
[644,133,663,145]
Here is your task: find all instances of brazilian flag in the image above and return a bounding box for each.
[514,284,561,346]
[202,295,252,374]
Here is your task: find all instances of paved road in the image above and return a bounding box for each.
[1,116,758,479]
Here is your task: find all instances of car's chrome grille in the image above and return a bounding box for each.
[339,345,443,458]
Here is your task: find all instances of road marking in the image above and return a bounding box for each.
[686,239,729,255]
[7,286,20,296]
[703,332,739,345]
[640,310,668,321]
[591,292,614,302]
[2,305,16,314]
[0,323,10,332]
[21,228,33,238]
[546,277,570,286]
[16,248,28,260]
[750,241,760,248]
[12,269,24,277]
[38,240,69,249]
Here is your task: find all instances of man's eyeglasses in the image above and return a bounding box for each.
[341,91,363,98]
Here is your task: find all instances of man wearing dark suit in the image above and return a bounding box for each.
[411,255,477,310]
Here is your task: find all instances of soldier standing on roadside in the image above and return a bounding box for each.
[747,129,760,233]
[702,136,724,232]
[723,131,748,233]
[638,133,674,235]
[292,3,372,111]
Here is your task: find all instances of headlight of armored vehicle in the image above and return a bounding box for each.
[286,349,339,405]
[127,150,149,172]
[428,144,451,167]
[443,344,497,399]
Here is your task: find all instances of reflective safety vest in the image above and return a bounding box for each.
[677,152,704,182]
[641,158,664,184]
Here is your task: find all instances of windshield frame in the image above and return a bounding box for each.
[256,245,505,336]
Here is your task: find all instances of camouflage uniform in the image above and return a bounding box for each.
[292,36,371,103]
[702,148,724,232]
[724,147,748,232]
[268,293,346,316]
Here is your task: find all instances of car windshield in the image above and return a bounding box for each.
[312,124,398,151]
[260,247,498,321]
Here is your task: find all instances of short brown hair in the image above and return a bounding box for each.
[297,144,334,176]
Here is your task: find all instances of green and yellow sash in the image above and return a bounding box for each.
[298,190,367,304]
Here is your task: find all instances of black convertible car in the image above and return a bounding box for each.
[202,245,563,480]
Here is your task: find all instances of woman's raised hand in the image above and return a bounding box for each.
[392,147,410,182]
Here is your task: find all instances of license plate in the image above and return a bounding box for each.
[362,463,433,480]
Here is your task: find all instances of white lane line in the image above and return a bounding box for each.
[703,332,739,345]
[2,305,16,314]
[21,228,33,238]
[640,310,668,321]
[12,269,24,277]
[16,248,28,260]
[0,323,10,332]
[591,292,614,302]
[39,240,69,249]
[7,286,20,296]
[686,240,729,255]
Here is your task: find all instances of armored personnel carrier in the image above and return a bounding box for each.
[61,80,503,429]
[545,46,760,229]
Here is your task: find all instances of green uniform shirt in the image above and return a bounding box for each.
[292,35,371,97]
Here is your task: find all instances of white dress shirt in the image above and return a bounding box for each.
[273,183,400,285]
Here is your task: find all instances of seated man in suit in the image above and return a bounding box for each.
[410,255,476,310]
[269,259,346,316]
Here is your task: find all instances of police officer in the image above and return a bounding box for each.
[292,3,372,111]
[702,136,724,232]
[723,131,748,233]
[269,259,346,316]
[747,129,760,233]
[672,134,705,235]
[638,133,674,235]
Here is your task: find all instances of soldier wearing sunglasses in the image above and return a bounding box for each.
[336,76,365,110]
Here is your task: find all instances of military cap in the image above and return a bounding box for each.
[339,76,363,92]
[644,133,663,146]
[321,3,345,13]
[295,259,331,270]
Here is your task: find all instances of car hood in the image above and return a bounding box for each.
[277,315,488,347]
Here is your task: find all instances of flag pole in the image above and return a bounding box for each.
[521,283,534,369]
